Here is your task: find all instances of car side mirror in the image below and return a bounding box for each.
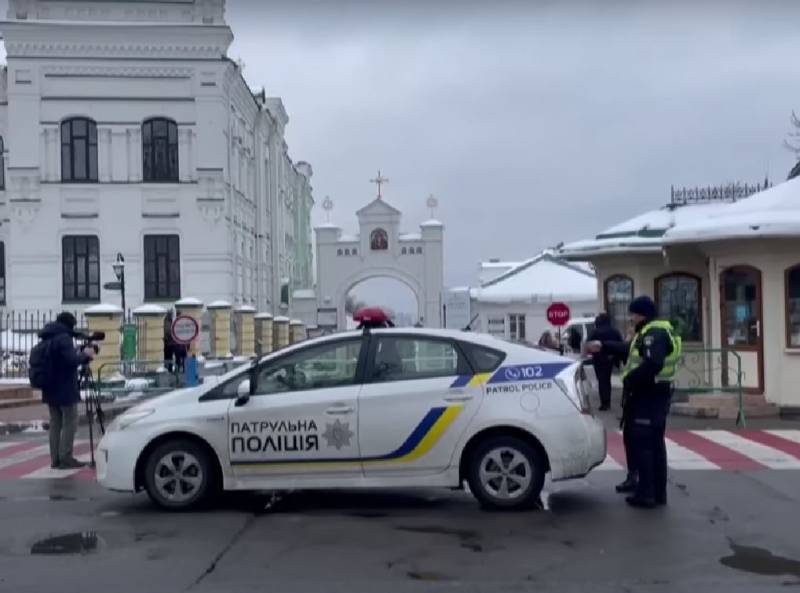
[234,379,251,407]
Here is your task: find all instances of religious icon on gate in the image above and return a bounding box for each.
[370,228,388,251]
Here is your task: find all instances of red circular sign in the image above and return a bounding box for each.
[171,315,199,345]
[546,303,571,327]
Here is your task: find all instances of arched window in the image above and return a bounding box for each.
[401,247,407,255]
[370,228,388,251]
[656,273,702,341]
[786,265,800,348]
[604,274,634,332]
[0,137,5,190]
[61,118,98,182]
[142,118,179,182]
[0,241,5,305]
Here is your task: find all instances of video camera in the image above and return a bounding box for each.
[73,331,106,354]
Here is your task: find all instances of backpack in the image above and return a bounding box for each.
[29,338,56,390]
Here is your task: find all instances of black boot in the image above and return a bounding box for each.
[626,495,657,509]
[615,475,637,493]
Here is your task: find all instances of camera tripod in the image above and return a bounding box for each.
[79,363,105,468]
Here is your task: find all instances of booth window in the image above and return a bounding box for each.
[786,265,800,348]
[656,273,702,341]
[604,275,633,331]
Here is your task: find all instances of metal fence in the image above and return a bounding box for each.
[673,347,745,427]
[0,310,88,379]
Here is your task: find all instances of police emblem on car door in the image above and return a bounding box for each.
[227,337,365,480]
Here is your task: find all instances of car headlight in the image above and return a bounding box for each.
[107,408,155,432]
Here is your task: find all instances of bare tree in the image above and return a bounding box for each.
[785,111,800,180]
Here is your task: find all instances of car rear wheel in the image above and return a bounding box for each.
[467,436,545,511]
[143,439,217,511]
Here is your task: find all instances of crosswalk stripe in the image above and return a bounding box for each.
[0,440,90,478]
[698,431,800,470]
[765,429,800,446]
[23,453,93,479]
[0,445,50,471]
[666,430,766,471]
[665,437,721,470]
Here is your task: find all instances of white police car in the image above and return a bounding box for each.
[96,327,606,511]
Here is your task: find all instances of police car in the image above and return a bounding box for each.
[96,312,606,511]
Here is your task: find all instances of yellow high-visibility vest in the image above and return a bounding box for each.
[621,320,682,382]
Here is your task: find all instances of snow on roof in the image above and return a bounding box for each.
[316,222,339,229]
[133,304,166,315]
[482,260,522,269]
[338,234,359,242]
[84,303,123,315]
[421,219,443,227]
[665,177,800,244]
[399,232,422,241]
[175,297,203,307]
[472,253,597,304]
[255,312,274,319]
[274,316,290,322]
[236,305,257,313]
[559,201,734,258]
[293,289,316,299]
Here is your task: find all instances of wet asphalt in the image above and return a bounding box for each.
[1,462,799,593]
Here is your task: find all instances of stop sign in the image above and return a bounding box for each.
[546,302,571,327]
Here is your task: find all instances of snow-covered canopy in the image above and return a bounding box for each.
[665,177,800,244]
[559,202,733,258]
[471,252,597,304]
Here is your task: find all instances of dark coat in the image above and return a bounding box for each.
[588,325,623,369]
[38,321,91,406]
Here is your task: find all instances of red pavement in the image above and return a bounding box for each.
[0,402,48,424]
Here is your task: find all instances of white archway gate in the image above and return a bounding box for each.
[315,195,444,330]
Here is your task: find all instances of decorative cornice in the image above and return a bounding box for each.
[42,64,195,78]
[5,40,228,60]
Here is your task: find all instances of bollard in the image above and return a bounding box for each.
[233,305,256,357]
[175,297,204,356]
[273,316,290,350]
[207,301,233,359]
[290,319,306,344]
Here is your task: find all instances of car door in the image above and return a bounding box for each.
[358,334,484,477]
[227,336,366,483]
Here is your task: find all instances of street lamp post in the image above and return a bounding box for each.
[112,253,126,315]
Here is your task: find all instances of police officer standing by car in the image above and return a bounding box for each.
[586,296,682,509]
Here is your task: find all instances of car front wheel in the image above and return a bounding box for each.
[467,436,545,511]
[143,439,217,511]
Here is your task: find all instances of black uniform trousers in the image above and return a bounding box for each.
[593,359,613,409]
[627,383,672,502]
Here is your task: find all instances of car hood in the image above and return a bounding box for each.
[125,377,222,413]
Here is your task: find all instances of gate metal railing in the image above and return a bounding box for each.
[673,347,745,427]
[95,360,188,403]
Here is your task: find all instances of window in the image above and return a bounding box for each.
[459,342,506,373]
[60,118,98,182]
[416,246,423,254]
[0,242,5,305]
[401,247,407,255]
[254,339,362,394]
[722,267,760,347]
[337,249,343,256]
[487,316,506,338]
[370,336,467,382]
[656,273,701,341]
[786,266,800,348]
[62,235,100,303]
[144,235,180,300]
[0,136,5,190]
[142,118,179,182]
[604,275,634,332]
[509,314,526,342]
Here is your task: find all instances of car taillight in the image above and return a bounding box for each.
[555,362,592,415]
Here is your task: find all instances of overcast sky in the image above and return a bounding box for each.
[228,0,800,298]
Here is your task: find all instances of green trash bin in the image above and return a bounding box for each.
[122,324,137,361]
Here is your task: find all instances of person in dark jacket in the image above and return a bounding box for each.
[588,313,623,411]
[39,312,96,469]
[586,296,681,509]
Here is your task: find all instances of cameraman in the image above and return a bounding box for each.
[38,312,96,469]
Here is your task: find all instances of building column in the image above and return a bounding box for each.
[175,297,205,355]
[255,313,274,356]
[133,304,167,370]
[273,316,290,350]
[84,304,123,380]
[207,301,232,359]
[290,319,306,344]
[233,305,256,357]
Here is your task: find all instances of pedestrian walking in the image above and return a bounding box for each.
[586,296,682,508]
[30,312,96,469]
[587,313,622,411]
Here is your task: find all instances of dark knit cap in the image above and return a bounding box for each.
[56,311,78,330]
[628,296,657,319]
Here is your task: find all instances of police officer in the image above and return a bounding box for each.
[587,296,682,509]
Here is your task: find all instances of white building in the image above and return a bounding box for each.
[468,251,599,343]
[0,0,314,314]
